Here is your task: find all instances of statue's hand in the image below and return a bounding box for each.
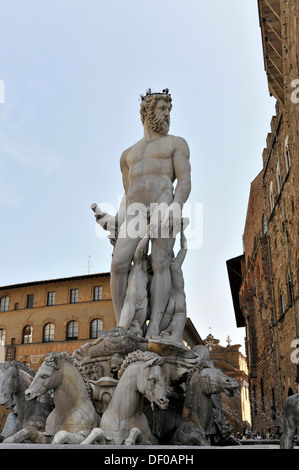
[91,203,116,231]
[98,213,117,232]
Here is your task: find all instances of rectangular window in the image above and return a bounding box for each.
[279,291,285,316]
[287,277,294,307]
[93,286,102,301]
[26,294,34,309]
[47,291,55,306]
[70,289,78,304]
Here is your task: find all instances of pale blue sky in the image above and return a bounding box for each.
[0,0,276,353]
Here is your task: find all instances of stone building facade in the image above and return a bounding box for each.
[0,273,115,368]
[227,0,299,433]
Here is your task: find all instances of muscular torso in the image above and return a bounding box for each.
[123,135,177,206]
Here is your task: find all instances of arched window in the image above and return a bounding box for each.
[288,387,294,397]
[0,296,9,312]
[43,323,55,342]
[0,329,6,346]
[269,181,274,212]
[285,136,291,173]
[66,321,78,340]
[90,318,103,339]
[22,325,32,344]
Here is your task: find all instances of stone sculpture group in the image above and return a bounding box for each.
[0,89,239,446]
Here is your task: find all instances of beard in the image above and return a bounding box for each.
[147,111,170,135]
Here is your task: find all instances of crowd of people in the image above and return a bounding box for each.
[236,426,282,441]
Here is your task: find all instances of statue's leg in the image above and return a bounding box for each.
[162,311,186,345]
[146,235,175,338]
[80,428,106,445]
[3,426,48,444]
[160,299,175,333]
[111,220,142,323]
[117,297,136,330]
[280,413,296,449]
[52,430,85,445]
[133,299,148,333]
[125,427,143,445]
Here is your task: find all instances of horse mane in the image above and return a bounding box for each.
[44,351,74,370]
[0,360,35,378]
[44,351,93,397]
[186,360,214,387]
[118,350,163,380]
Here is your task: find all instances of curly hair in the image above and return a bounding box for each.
[44,351,73,370]
[43,351,93,396]
[140,92,172,125]
[118,350,163,380]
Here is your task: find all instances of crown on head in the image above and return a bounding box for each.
[140,88,171,101]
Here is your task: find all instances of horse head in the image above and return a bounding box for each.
[0,362,19,410]
[0,361,34,410]
[199,367,239,397]
[136,354,169,410]
[25,352,64,401]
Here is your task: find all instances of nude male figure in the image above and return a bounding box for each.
[94,89,191,338]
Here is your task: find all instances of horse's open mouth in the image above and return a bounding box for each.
[25,393,39,402]
[153,397,169,410]
[158,401,169,410]
[224,388,235,397]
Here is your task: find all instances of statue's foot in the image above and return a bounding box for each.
[160,334,185,347]
[147,334,162,341]
[148,333,185,348]
[145,322,160,340]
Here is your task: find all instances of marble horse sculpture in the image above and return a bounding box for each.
[280,393,299,448]
[0,361,53,440]
[4,352,100,444]
[80,350,168,445]
[172,359,239,446]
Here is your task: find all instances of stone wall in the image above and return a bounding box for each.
[238,0,299,433]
